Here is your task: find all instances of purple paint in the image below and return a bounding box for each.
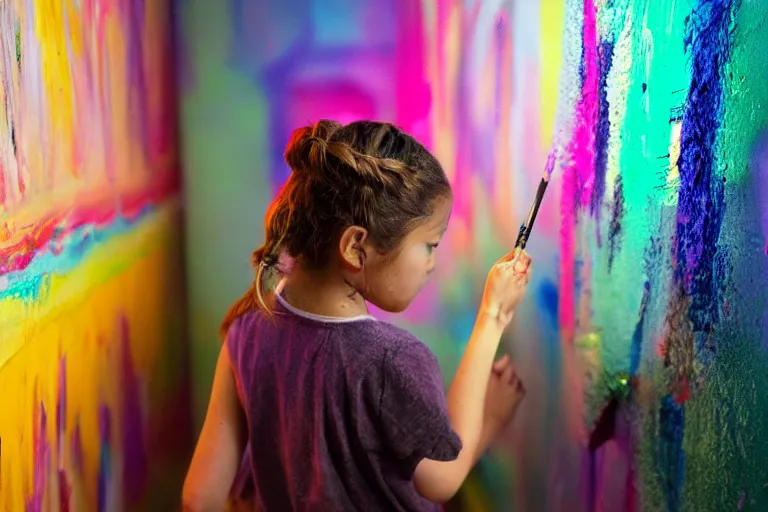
[753,132,768,252]
[120,316,149,503]
[57,356,69,511]
[57,356,66,465]
[124,0,151,161]
[590,39,616,246]
[27,401,50,512]
[753,132,768,348]
[673,0,733,333]
[71,418,84,475]
[98,404,112,512]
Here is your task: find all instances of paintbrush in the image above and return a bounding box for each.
[514,151,555,251]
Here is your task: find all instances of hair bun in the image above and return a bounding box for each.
[284,120,342,176]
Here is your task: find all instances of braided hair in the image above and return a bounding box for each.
[220,120,451,338]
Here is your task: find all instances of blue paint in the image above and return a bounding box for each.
[674,0,734,333]
[607,175,625,271]
[0,206,156,302]
[656,395,686,512]
[534,280,563,453]
[446,305,477,351]
[629,282,650,377]
[590,39,615,234]
[536,278,559,331]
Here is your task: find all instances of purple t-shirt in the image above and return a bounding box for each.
[226,293,462,511]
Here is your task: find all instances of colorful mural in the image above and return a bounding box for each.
[177,0,768,510]
[0,0,189,510]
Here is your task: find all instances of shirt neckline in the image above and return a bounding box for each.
[274,282,377,324]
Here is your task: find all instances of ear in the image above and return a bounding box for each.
[338,225,369,271]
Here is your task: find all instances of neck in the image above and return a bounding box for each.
[281,263,369,318]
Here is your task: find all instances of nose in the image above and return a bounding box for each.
[427,258,436,275]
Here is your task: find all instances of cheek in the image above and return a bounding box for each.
[397,246,432,283]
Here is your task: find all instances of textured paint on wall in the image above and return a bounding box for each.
[562,0,768,511]
[0,0,188,509]
[178,0,768,510]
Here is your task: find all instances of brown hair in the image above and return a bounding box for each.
[220,120,451,338]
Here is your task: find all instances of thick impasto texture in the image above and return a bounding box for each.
[177,0,768,510]
[0,1,189,509]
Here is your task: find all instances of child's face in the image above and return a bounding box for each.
[363,195,452,313]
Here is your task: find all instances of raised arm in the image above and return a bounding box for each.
[413,250,532,503]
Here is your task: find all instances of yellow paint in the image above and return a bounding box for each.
[0,204,185,510]
[540,0,565,148]
[33,0,77,175]
[663,122,682,206]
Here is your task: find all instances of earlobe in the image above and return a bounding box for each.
[338,225,368,271]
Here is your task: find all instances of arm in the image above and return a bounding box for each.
[414,248,531,503]
[413,312,504,503]
[183,344,247,512]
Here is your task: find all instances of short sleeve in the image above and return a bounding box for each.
[375,340,462,472]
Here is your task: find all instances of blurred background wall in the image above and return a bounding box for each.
[177,0,768,511]
[0,0,190,510]
[0,0,766,510]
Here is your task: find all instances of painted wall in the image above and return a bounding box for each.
[177,0,768,510]
[0,1,190,510]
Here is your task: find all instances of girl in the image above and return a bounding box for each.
[183,120,532,511]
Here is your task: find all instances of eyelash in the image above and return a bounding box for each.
[427,243,439,253]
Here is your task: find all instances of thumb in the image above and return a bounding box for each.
[492,354,511,374]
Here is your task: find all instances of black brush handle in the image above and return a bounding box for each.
[514,178,549,251]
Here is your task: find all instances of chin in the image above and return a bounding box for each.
[370,296,413,314]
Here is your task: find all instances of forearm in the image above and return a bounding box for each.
[446,311,505,466]
[413,312,505,503]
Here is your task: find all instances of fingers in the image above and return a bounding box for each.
[508,368,519,387]
[498,247,522,263]
[492,354,511,374]
[500,360,515,383]
[513,251,532,273]
[506,365,525,392]
[497,250,532,275]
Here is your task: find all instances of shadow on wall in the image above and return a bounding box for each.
[178,0,768,510]
[0,0,191,510]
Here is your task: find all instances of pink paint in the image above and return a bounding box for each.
[288,81,377,128]
[71,420,83,475]
[59,470,72,512]
[594,410,638,512]
[27,396,50,512]
[0,161,5,205]
[394,0,431,146]
[559,0,599,340]
[435,0,451,126]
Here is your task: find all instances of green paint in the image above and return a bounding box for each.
[15,24,20,68]
[677,2,768,509]
[681,340,768,511]
[590,0,692,379]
